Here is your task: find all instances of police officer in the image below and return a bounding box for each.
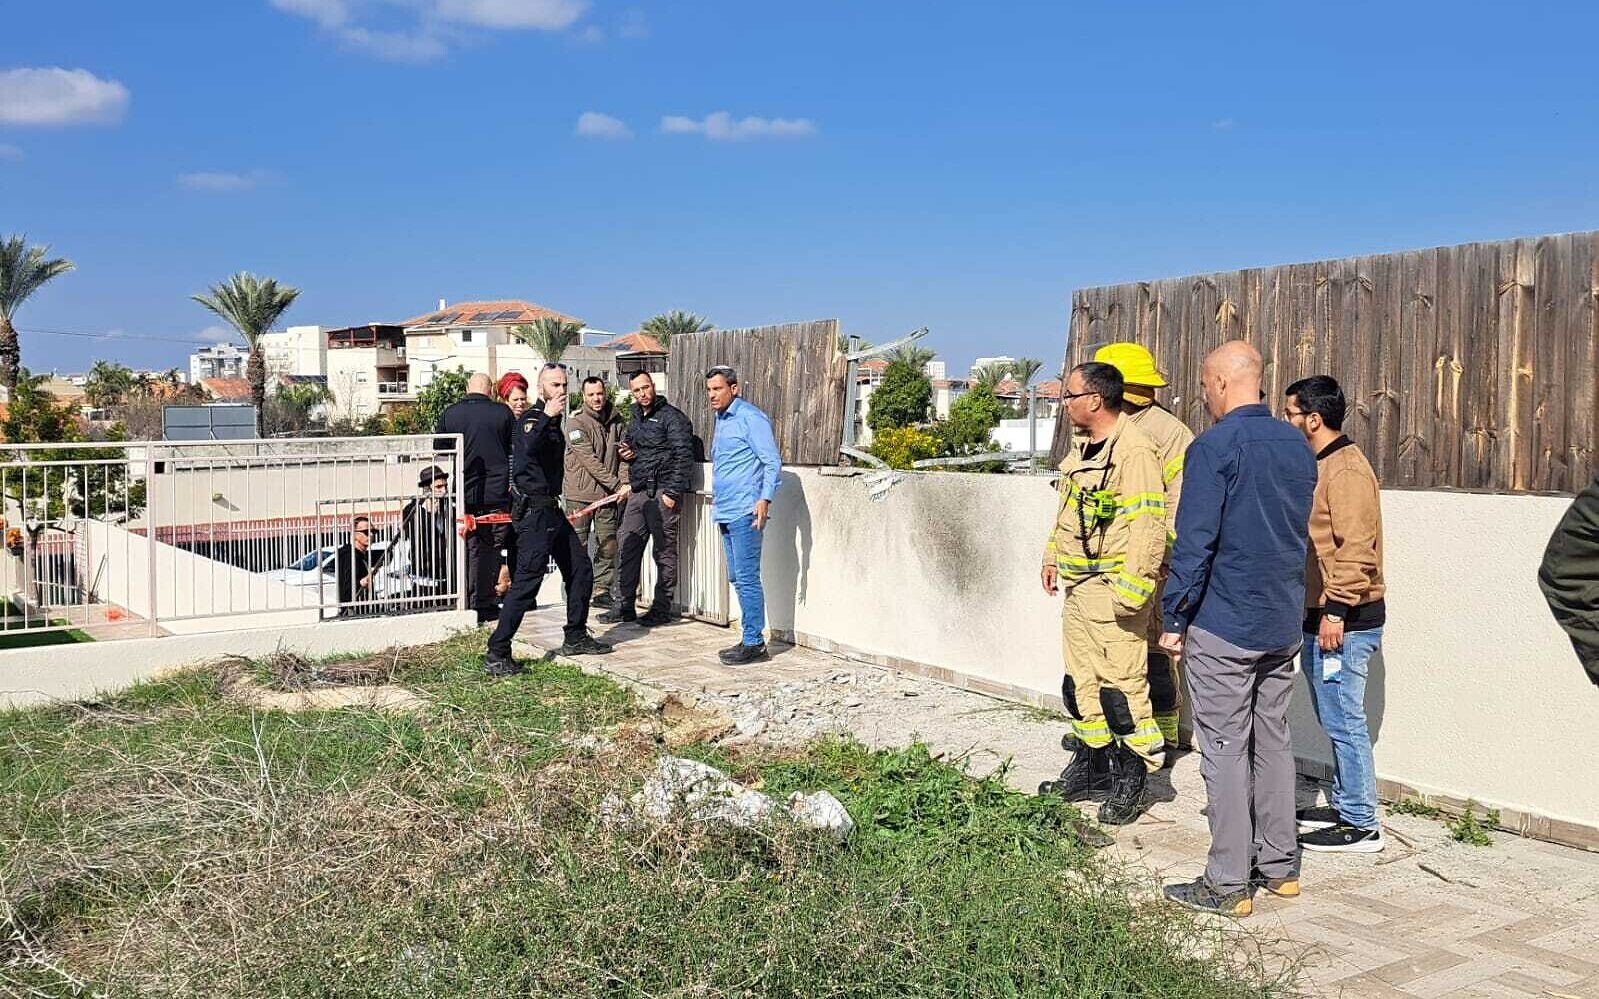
[435,372,513,623]
[1038,361,1169,825]
[484,364,612,675]
[1094,342,1194,760]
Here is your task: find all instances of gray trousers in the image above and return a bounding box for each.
[1184,626,1301,893]
[616,489,680,613]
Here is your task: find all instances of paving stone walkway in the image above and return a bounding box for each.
[510,610,1599,999]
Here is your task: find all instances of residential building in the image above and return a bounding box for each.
[260,325,327,379]
[851,356,963,444]
[597,331,669,393]
[325,324,410,421]
[931,378,969,420]
[994,378,1061,420]
[199,378,253,404]
[971,355,1017,376]
[401,299,617,394]
[190,343,247,383]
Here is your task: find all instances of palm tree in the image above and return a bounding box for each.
[192,272,300,438]
[640,310,713,351]
[0,235,75,389]
[886,344,935,371]
[85,359,134,409]
[1011,357,1043,387]
[970,361,1015,394]
[512,316,585,365]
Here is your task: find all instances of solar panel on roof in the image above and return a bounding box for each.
[492,310,523,321]
[433,312,461,325]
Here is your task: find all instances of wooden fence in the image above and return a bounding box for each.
[1052,231,1599,493]
[666,320,847,466]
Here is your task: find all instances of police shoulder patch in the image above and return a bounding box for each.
[522,420,535,434]
[569,429,585,442]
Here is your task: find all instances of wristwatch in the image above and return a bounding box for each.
[1324,613,1343,623]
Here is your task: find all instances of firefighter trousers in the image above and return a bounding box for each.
[1062,574,1165,772]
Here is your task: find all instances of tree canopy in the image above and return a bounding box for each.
[866,359,932,433]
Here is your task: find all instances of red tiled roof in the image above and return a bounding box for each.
[598,331,666,354]
[994,378,1062,399]
[931,378,970,389]
[201,377,252,402]
[859,359,888,371]
[402,300,581,328]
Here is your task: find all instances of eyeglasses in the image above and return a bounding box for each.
[1061,389,1101,402]
[541,362,567,371]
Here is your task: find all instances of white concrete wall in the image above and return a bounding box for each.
[759,469,1597,835]
[0,610,476,710]
[84,521,319,632]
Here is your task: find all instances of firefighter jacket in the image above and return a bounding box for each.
[1125,401,1193,547]
[563,403,625,503]
[1042,414,1169,614]
[1539,471,1599,686]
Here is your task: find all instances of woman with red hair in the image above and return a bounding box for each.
[497,372,530,418]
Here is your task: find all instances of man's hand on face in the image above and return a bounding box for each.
[543,390,564,418]
[753,498,770,530]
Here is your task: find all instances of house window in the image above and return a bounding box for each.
[459,329,473,344]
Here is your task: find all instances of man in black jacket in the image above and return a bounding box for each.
[604,370,694,626]
[435,372,512,623]
[1539,472,1599,689]
[485,364,612,675]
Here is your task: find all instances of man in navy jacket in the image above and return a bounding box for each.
[1159,341,1318,918]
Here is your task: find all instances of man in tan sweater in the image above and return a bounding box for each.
[1284,375,1386,854]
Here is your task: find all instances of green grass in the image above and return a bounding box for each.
[1,632,1297,998]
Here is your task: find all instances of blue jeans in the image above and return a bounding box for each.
[1301,626,1383,829]
[719,514,765,646]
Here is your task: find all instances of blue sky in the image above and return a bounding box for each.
[5,1,1599,375]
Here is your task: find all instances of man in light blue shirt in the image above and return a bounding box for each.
[706,364,781,665]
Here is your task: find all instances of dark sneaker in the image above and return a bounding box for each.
[556,634,614,657]
[638,607,675,627]
[1250,867,1301,898]
[719,642,769,666]
[591,592,615,609]
[1296,805,1342,832]
[1163,878,1253,918]
[598,606,637,625]
[1300,823,1383,854]
[483,654,525,677]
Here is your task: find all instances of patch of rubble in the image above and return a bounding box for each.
[687,667,942,746]
[600,755,855,843]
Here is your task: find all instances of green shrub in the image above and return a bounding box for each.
[868,426,939,469]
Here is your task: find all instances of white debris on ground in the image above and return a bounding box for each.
[689,666,963,746]
[600,755,855,842]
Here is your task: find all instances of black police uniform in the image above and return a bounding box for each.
[435,393,513,621]
[486,405,595,659]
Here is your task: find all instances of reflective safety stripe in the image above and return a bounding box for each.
[1154,713,1180,746]
[1122,720,1167,751]
[1117,491,1165,516]
[1163,454,1185,485]
[1072,719,1113,748]
[1058,555,1126,574]
[1111,571,1155,604]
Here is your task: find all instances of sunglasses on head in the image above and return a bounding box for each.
[542,362,567,371]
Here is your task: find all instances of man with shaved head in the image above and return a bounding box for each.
[1159,340,1318,917]
[435,371,514,624]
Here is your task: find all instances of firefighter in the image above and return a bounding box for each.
[1038,361,1169,825]
[1094,342,1194,759]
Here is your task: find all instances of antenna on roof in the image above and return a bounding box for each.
[438,298,447,311]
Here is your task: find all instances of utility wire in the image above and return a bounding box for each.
[18,326,238,346]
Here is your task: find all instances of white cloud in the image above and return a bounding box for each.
[197,325,236,343]
[575,111,631,140]
[0,67,130,126]
[1212,118,1236,131]
[575,23,606,44]
[0,143,22,161]
[433,0,587,30]
[660,111,817,142]
[178,169,275,192]
[271,0,588,61]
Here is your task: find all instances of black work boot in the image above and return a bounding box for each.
[1096,743,1149,826]
[638,606,675,627]
[1038,742,1111,801]
[556,633,614,656]
[598,604,636,625]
